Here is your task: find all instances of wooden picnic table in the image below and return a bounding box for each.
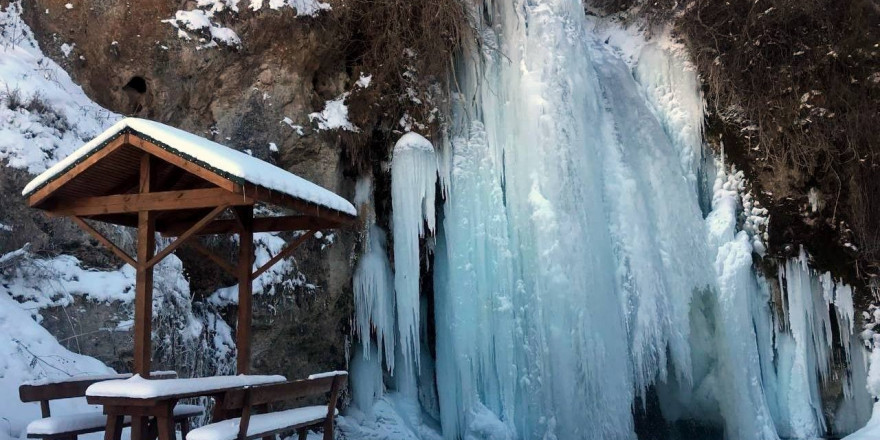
[85,375,286,440]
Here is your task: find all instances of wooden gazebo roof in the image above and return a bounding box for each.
[23,118,357,376]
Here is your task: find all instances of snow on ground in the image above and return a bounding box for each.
[0,3,118,174]
[0,292,115,439]
[845,402,880,440]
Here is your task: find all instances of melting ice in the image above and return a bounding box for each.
[346,1,873,439]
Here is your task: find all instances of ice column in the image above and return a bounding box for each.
[391,132,437,369]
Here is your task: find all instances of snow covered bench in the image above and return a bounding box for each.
[19,372,205,440]
[187,371,347,440]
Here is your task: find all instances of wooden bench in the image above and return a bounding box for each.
[187,371,347,440]
[20,372,204,440]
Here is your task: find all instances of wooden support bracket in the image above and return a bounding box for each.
[187,240,237,277]
[71,216,137,268]
[145,205,228,269]
[251,230,316,280]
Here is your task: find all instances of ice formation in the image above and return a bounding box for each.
[349,1,872,439]
[391,133,437,369]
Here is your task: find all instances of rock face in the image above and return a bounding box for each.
[15,0,360,380]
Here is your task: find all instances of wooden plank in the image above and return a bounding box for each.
[28,137,129,207]
[235,206,254,375]
[145,205,228,269]
[161,215,341,237]
[71,217,137,267]
[44,188,254,217]
[222,377,337,409]
[128,136,240,194]
[134,154,155,379]
[251,230,315,280]
[188,241,236,277]
[240,183,357,225]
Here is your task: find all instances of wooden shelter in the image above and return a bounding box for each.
[23,118,357,376]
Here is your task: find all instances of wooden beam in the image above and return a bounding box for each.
[161,215,341,236]
[241,183,357,225]
[44,188,254,217]
[128,136,240,194]
[28,137,129,207]
[188,240,237,277]
[145,205,228,269]
[71,216,137,268]
[235,206,254,375]
[134,154,155,379]
[251,230,315,280]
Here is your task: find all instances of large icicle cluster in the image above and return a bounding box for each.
[391,133,438,370]
[353,176,396,372]
[347,1,873,439]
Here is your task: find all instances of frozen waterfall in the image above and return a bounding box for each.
[346,1,873,439]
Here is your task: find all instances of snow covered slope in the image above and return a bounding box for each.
[0,3,118,175]
[0,10,120,436]
[0,293,115,438]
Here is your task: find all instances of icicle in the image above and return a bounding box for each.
[391,132,437,369]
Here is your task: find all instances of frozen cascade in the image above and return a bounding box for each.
[354,176,397,372]
[347,1,873,439]
[391,133,438,371]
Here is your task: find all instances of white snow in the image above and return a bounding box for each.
[356,73,372,89]
[0,3,118,175]
[163,10,241,48]
[307,370,347,380]
[21,117,356,216]
[308,93,358,132]
[27,404,202,435]
[0,293,115,438]
[268,142,278,152]
[60,43,74,57]
[845,402,880,440]
[187,406,335,440]
[86,374,285,399]
[263,0,330,15]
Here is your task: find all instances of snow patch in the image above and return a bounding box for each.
[308,93,358,132]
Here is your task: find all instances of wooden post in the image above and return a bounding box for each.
[235,206,254,374]
[132,154,155,440]
[133,154,156,440]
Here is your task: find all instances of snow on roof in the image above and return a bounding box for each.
[85,374,286,399]
[22,118,356,217]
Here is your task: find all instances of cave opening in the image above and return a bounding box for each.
[123,76,147,94]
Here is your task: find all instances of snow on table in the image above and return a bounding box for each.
[85,374,286,399]
[186,406,337,440]
[307,370,347,380]
[21,118,356,217]
[22,371,177,387]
